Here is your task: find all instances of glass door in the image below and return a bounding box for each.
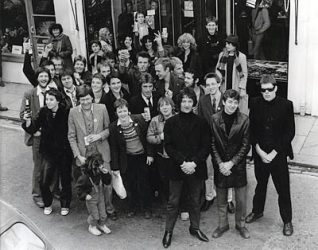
[25,0,56,67]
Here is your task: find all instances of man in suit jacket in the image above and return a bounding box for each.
[129,73,159,122]
[68,85,117,220]
[20,67,51,208]
[198,72,235,213]
[245,74,295,237]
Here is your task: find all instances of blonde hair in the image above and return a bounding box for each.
[177,33,197,50]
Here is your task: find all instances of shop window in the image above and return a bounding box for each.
[1,0,29,56]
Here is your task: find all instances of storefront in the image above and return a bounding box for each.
[1,0,318,115]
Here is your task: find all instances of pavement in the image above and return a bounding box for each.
[1,81,318,168]
[1,122,318,249]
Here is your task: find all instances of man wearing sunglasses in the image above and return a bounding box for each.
[245,74,295,236]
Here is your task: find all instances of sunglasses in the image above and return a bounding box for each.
[260,86,276,93]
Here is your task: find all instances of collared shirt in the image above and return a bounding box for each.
[36,85,49,107]
[142,94,153,107]
[64,86,77,107]
[117,116,133,126]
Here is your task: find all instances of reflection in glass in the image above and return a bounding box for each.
[32,0,55,15]
[34,16,56,37]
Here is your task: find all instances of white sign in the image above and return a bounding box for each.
[184,10,194,18]
[11,45,23,54]
[184,1,193,11]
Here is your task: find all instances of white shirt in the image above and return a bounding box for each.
[64,86,77,108]
[36,85,49,107]
[142,94,153,107]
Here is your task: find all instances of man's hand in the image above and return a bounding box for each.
[86,194,92,200]
[146,156,154,165]
[165,90,173,99]
[87,134,102,143]
[239,88,247,97]
[141,112,151,122]
[77,155,86,166]
[256,144,271,164]
[181,162,196,175]
[266,150,277,162]
[23,111,32,127]
[219,162,232,176]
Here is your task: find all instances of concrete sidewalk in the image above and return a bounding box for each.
[1,82,317,168]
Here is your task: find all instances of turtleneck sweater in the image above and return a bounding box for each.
[222,110,236,136]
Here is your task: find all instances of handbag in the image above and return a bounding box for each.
[111,171,127,199]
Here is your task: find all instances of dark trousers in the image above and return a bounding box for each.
[252,154,292,223]
[122,154,152,211]
[40,154,73,208]
[165,175,203,231]
[31,136,43,197]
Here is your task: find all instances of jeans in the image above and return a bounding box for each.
[216,186,247,228]
[86,183,107,226]
[31,136,43,197]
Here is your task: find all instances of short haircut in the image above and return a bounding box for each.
[92,73,106,85]
[45,88,63,103]
[177,33,197,50]
[41,60,55,69]
[259,74,277,86]
[139,72,154,86]
[97,61,112,71]
[136,51,151,61]
[35,67,51,84]
[90,40,102,49]
[206,16,218,25]
[222,89,240,102]
[155,57,172,71]
[73,55,87,67]
[157,96,175,113]
[135,12,145,21]
[48,23,63,36]
[114,98,129,110]
[109,71,121,81]
[170,56,183,70]
[185,68,199,81]
[105,51,116,60]
[76,85,93,99]
[59,68,74,78]
[51,56,64,65]
[203,72,221,85]
[177,87,197,109]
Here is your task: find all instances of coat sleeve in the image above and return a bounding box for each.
[22,108,44,134]
[210,119,223,165]
[164,118,186,165]
[99,105,110,140]
[147,118,161,145]
[109,124,120,171]
[68,109,81,158]
[231,117,250,166]
[22,52,37,87]
[59,35,73,58]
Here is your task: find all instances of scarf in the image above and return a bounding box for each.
[217,48,244,79]
[52,33,64,53]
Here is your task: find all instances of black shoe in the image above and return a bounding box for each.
[245,212,263,223]
[283,222,293,236]
[212,225,230,238]
[227,201,235,214]
[201,198,215,212]
[189,227,209,242]
[108,211,118,221]
[235,225,250,239]
[0,106,8,111]
[162,231,172,248]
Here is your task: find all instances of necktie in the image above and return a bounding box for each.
[212,97,216,113]
[147,97,153,110]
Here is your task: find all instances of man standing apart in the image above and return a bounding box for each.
[245,74,295,236]
[210,89,250,239]
[68,85,117,220]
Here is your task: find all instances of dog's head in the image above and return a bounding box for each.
[83,153,104,177]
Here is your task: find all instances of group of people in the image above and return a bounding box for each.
[19,17,295,248]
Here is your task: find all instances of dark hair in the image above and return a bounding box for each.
[35,67,51,84]
[222,89,240,102]
[136,51,151,62]
[259,74,277,86]
[204,72,221,85]
[73,55,87,67]
[51,55,64,65]
[139,72,154,86]
[114,98,129,110]
[48,23,63,36]
[109,71,121,81]
[105,51,116,60]
[134,11,145,21]
[141,35,157,52]
[177,87,197,109]
[76,85,93,99]
[155,57,172,71]
[90,40,102,50]
[92,73,106,85]
[206,16,218,25]
[185,68,200,86]
[59,69,75,85]
[41,60,55,69]
[45,88,63,103]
